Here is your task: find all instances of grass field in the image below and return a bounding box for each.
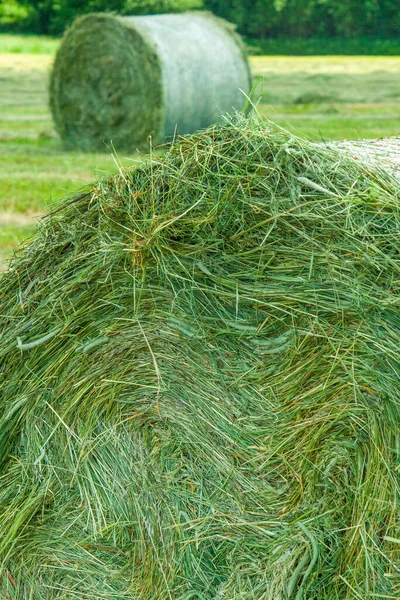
[257,56,400,140]
[1,34,400,270]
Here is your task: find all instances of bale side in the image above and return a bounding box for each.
[124,12,252,137]
[333,136,400,178]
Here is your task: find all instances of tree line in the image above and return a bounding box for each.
[1,0,400,38]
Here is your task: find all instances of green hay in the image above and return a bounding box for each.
[50,12,251,152]
[1,116,400,599]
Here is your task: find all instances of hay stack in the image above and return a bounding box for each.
[1,117,400,599]
[50,12,251,151]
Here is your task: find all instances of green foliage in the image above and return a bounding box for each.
[123,0,204,14]
[0,0,204,34]
[204,0,400,39]
[0,0,35,28]
[1,0,400,37]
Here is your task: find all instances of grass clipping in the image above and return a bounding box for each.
[1,116,400,599]
[50,12,251,151]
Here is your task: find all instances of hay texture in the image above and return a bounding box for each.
[50,12,251,151]
[335,136,400,178]
[1,117,400,599]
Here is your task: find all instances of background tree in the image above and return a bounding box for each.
[1,0,400,37]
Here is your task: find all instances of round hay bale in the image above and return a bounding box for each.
[334,136,400,178]
[1,117,400,598]
[50,12,251,151]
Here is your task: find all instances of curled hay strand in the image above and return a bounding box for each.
[1,117,400,598]
[50,12,251,151]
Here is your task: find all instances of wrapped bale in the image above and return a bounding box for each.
[1,117,400,599]
[50,12,251,151]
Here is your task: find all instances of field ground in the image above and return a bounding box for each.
[1,34,400,270]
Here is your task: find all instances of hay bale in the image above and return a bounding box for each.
[1,116,400,598]
[334,136,400,178]
[50,12,251,151]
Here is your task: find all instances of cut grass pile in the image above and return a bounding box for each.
[1,115,400,598]
[50,12,250,151]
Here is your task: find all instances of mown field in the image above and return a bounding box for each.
[1,33,400,270]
